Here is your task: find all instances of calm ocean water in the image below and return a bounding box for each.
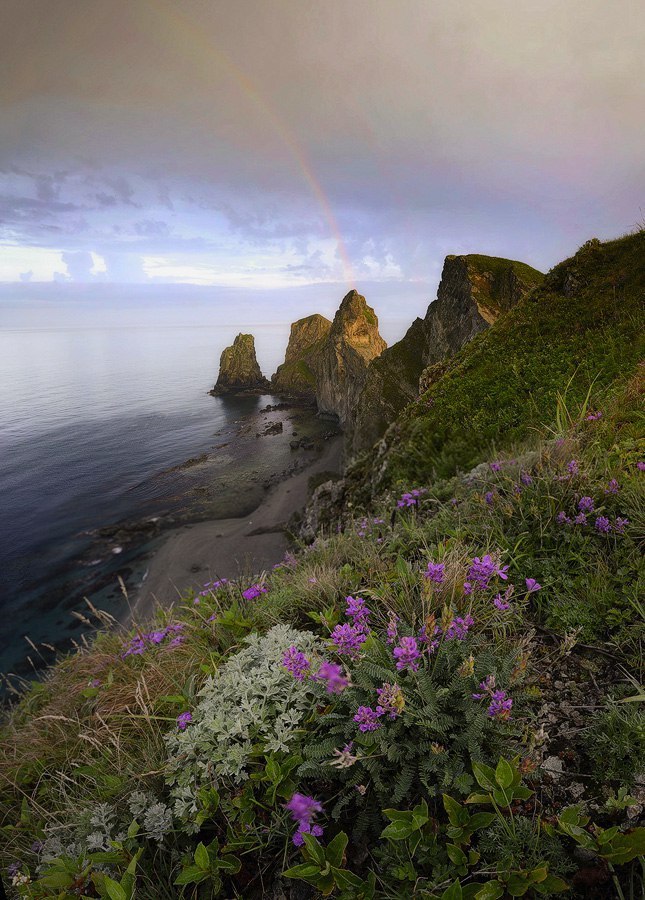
[0,287,421,684]
[0,314,296,681]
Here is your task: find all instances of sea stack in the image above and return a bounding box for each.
[210,333,271,395]
[271,313,332,397]
[314,289,386,427]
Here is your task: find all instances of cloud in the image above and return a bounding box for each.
[0,0,642,286]
[19,270,33,282]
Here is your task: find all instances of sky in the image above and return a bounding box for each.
[1,0,643,315]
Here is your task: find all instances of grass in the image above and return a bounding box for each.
[350,231,644,496]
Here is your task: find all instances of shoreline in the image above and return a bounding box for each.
[128,433,343,623]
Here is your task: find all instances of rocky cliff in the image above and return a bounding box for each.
[350,255,543,453]
[271,314,332,396]
[314,289,387,427]
[210,333,271,395]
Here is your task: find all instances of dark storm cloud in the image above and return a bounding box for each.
[0,0,643,283]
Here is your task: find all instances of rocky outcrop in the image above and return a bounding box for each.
[210,333,271,395]
[314,290,387,427]
[350,255,543,453]
[421,254,543,369]
[349,316,426,453]
[271,314,332,396]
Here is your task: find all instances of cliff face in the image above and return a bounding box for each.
[349,316,426,453]
[271,314,332,396]
[350,255,543,453]
[210,333,271,395]
[421,254,542,368]
[314,290,387,426]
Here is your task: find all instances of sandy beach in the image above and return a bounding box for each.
[130,434,343,620]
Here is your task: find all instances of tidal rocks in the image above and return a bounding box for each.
[350,255,543,453]
[314,289,387,427]
[271,314,332,396]
[210,333,271,395]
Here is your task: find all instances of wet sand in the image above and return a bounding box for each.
[130,435,342,621]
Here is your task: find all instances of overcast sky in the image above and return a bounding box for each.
[1,0,643,295]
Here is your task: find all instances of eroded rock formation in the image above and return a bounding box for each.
[210,333,271,395]
[350,255,543,453]
[271,314,332,396]
[314,290,387,427]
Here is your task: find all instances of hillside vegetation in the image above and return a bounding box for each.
[352,232,643,492]
[0,231,644,899]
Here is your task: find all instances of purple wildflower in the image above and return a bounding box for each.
[613,517,629,534]
[463,581,473,596]
[386,612,399,645]
[485,491,495,507]
[242,583,268,601]
[282,646,311,681]
[567,459,579,476]
[31,841,44,854]
[595,516,611,534]
[286,792,323,822]
[331,623,368,659]
[488,690,513,719]
[493,594,511,611]
[490,461,503,472]
[574,513,588,525]
[286,793,324,846]
[445,614,474,641]
[525,578,541,593]
[424,561,445,584]
[345,595,371,630]
[578,496,595,513]
[585,410,603,421]
[468,555,508,590]
[313,661,349,694]
[638,461,645,472]
[376,683,404,719]
[393,635,421,672]
[168,636,185,648]
[556,511,572,525]
[177,712,192,730]
[90,678,101,688]
[353,706,383,732]
[605,479,620,494]
[520,472,533,486]
[472,674,496,699]
[7,862,20,877]
[293,822,324,846]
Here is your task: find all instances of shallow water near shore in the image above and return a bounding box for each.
[0,317,337,684]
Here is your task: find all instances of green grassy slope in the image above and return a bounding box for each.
[354,233,643,493]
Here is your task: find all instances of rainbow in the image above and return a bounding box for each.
[141,0,356,287]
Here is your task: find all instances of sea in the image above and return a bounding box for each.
[0,284,426,687]
[0,314,316,674]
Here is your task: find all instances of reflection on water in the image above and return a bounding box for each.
[0,317,301,678]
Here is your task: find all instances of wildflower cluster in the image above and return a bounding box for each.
[121,622,185,657]
[330,595,372,659]
[424,560,445,584]
[445,614,475,641]
[472,675,513,720]
[556,498,629,534]
[285,793,324,846]
[353,682,405,732]
[396,487,427,508]
[393,635,421,671]
[242,582,268,601]
[356,516,385,540]
[467,555,509,591]
[194,578,229,603]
